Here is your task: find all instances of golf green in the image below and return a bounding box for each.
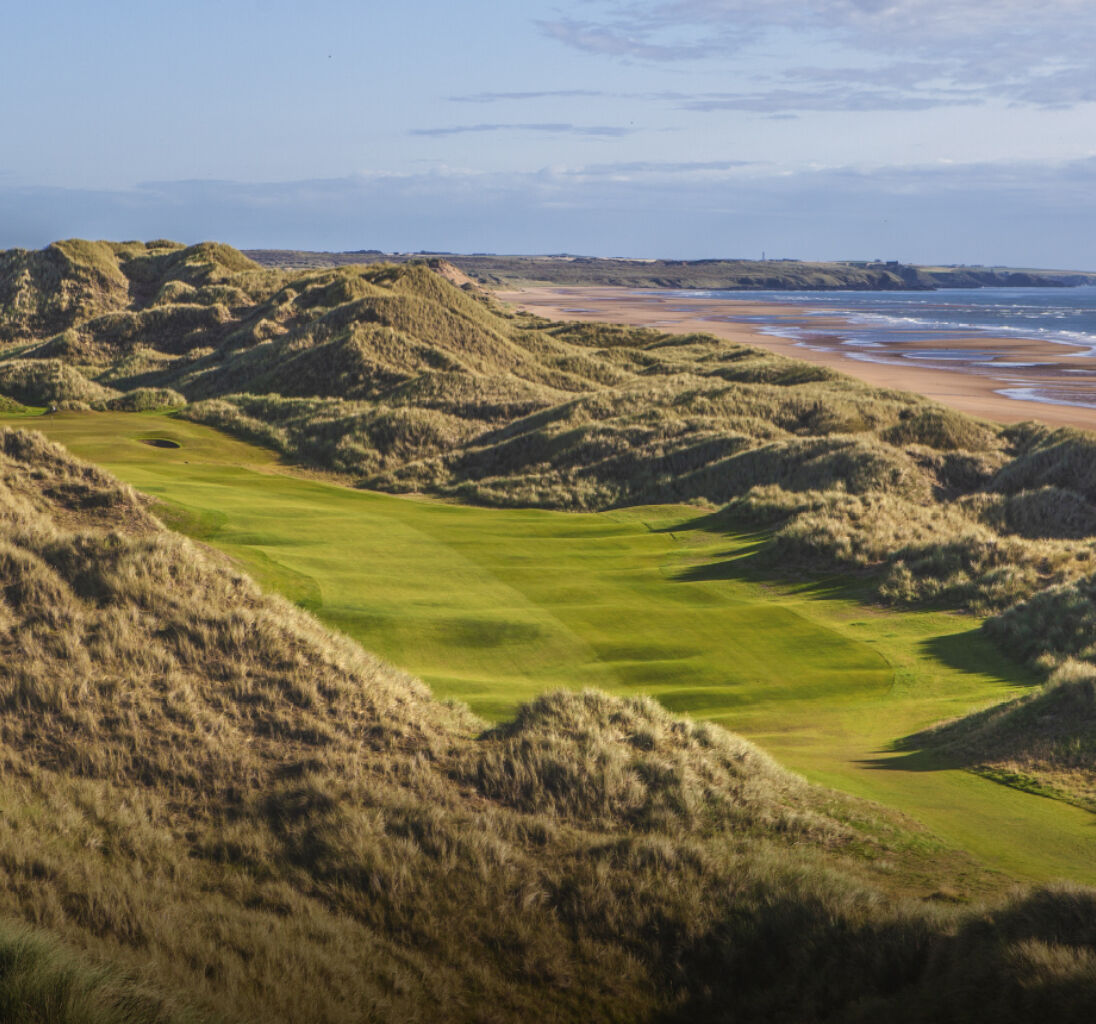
[6,409,1094,886]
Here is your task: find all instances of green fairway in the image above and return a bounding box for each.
[7,409,1096,886]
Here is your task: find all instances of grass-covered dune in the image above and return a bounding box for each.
[2,424,1096,1022]
[0,241,1092,619]
[911,659,1096,811]
[0,238,268,344]
[2,238,1096,810]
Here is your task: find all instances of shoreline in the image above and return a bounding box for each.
[498,285,1096,432]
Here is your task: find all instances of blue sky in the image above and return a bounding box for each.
[3,0,1095,266]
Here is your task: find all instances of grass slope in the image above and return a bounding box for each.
[9,423,1096,1020]
[10,409,1096,891]
[909,660,1096,811]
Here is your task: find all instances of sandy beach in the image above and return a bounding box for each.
[499,286,1096,432]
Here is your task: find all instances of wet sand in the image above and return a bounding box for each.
[498,286,1096,432]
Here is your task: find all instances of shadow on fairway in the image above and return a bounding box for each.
[857,747,964,773]
[669,548,762,583]
[921,630,1039,690]
[667,537,877,605]
[649,506,757,536]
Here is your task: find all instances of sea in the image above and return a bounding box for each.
[667,285,1096,411]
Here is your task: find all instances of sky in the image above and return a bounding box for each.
[2,0,1095,266]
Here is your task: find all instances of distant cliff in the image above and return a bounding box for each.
[245,250,1096,291]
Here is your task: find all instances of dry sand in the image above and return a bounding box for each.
[499,286,1096,432]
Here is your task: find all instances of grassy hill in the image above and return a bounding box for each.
[1,240,1091,615]
[15,409,1096,888]
[3,425,1096,1021]
[2,239,1096,818]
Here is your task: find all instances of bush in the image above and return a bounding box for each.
[101,388,186,412]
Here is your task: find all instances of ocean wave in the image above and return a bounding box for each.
[675,287,1096,357]
[996,387,1096,410]
[774,310,1096,355]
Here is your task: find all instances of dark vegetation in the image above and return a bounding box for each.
[2,426,1096,1022]
[244,250,1096,290]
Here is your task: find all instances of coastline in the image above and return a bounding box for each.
[498,285,1096,432]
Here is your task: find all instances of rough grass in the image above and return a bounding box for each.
[905,578,1096,806]
[3,425,1096,1020]
[0,920,198,1024]
[100,388,186,413]
[909,660,1096,812]
[465,690,833,836]
[0,358,120,407]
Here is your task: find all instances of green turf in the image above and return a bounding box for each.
[7,409,1096,886]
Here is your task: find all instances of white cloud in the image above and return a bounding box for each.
[538,1,1096,110]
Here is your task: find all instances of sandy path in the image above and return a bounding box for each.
[499,286,1096,431]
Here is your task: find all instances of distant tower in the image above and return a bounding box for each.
[762,250,766,261]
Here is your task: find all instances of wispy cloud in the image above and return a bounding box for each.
[410,122,632,138]
[536,17,720,61]
[563,159,759,175]
[679,87,973,114]
[537,1,1096,111]
[449,90,607,103]
[444,82,972,114]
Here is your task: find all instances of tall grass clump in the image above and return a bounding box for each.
[984,574,1096,668]
[0,921,193,1024]
[0,359,119,407]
